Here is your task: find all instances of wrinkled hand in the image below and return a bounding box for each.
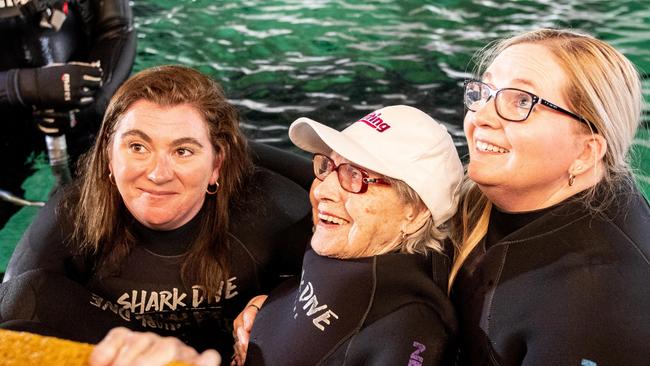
[89,327,221,366]
[32,109,77,136]
[231,295,268,366]
[10,61,102,109]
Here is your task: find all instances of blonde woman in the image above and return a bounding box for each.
[449,28,650,365]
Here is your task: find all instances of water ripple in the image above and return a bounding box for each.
[231,99,315,114]
[133,0,650,149]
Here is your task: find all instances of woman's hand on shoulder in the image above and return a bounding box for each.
[231,295,268,366]
[89,327,221,366]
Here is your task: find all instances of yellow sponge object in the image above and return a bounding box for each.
[0,329,191,366]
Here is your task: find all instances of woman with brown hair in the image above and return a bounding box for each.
[90,105,463,366]
[0,65,311,361]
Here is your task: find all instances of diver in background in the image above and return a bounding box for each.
[0,0,136,226]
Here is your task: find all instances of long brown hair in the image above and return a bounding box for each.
[69,65,253,297]
[449,28,643,288]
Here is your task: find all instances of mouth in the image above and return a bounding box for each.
[475,139,509,154]
[317,211,350,225]
[140,188,176,197]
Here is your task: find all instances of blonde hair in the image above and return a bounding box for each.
[449,28,644,288]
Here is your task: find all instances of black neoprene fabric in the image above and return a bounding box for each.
[247,248,457,366]
[451,184,650,365]
[0,167,312,359]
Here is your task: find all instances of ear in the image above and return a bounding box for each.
[402,205,431,235]
[569,133,607,176]
[210,152,225,184]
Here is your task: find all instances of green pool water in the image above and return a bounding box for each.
[1,0,649,273]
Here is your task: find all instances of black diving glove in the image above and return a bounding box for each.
[6,61,103,109]
[32,109,77,137]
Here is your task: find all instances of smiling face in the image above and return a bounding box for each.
[109,100,221,230]
[309,152,416,259]
[464,43,589,211]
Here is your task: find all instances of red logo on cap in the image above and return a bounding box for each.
[358,112,391,132]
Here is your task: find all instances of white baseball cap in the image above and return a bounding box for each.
[288,105,463,224]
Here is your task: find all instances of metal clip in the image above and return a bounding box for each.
[39,8,66,31]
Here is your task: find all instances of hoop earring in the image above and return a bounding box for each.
[206,182,220,195]
[568,174,576,186]
[109,172,116,186]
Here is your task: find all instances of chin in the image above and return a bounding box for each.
[468,164,499,187]
[310,239,344,258]
[310,242,333,257]
[137,213,179,230]
[467,166,485,185]
[142,220,174,230]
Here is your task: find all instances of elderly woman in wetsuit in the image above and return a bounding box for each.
[449,28,650,364]
[0,65,311,363]
[243,105,463,365]
[91,105,464,366]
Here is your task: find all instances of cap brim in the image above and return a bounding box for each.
[288,117,394,176]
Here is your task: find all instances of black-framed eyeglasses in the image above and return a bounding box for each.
[463,80,597,132]
[313,153,391,194]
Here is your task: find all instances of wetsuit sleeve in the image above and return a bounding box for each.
[339,303,455,366]
[267,221,311,280]
[248,141,314,191]
[259,167,312,285]
[0,189,130,342]
[77,0,136,125]
[3,188,87,283]
[0,269,132,343]
[229,166,311,295]
[246,142,313,280]
[515,267,650,365]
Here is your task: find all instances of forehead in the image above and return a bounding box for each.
[485,43,567,93]
[114,100,210,137]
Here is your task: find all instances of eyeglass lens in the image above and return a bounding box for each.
[313,154,365,193]
[314,154,332,178]
[464,81,535,122]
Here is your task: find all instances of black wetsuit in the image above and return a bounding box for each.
[0,0,136,225]
[0,166,312,359]
[451,184,650,365]
[247,247,457,366]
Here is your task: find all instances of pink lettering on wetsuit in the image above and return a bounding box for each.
[408,341,426,366]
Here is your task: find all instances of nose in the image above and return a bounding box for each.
[312,171,342,203]
[147,154,174,184]
[467,96,502,129]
